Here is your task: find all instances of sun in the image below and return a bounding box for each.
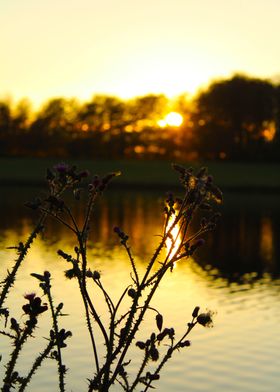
[157,112,184,127]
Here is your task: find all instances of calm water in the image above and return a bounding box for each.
[1,187,280,391]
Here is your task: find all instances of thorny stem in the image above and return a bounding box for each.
[123,244,139,288]
[64,204,81,234]
[108,260,172,389]
[0,214,46,309]
[128,308,162,391]
[94,295,140,390]
[70,241,101,372]
[145,214,185,286]
[99,286,130,385]
[108,191,201,388]
[129,347,149,391]
[39,207,76,234]
[2,318,36,391]
[77,236,110,349]
[113,287,130,327]
[95,279,115,316]
[82,190,99,244]
[114,305,159,329]
[1,165,220,392]
[101,307,116,389]
[79,281,100,373]
[18,339,54,392]
[141,232,172,287]
[141,191,189,286]
[0,180,71,309]
[100,286,131,390]
[95,215,186,390]
[46,288,65,392]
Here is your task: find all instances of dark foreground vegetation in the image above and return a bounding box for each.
[1,74,280,162]
[0,163,220,391]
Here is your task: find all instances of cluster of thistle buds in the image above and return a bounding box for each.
[22,293,48,320]
[24,164,90,211]
[49,163,89,183]
[50,328,72,350]
[172,164,223,204]
[89,171,121,193]
[114,226,129,245]
[192,306,214,328]
[46,163,89,196]
[132,305,215,389]
[136,306,213,360]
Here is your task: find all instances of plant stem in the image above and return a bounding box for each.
[142,321,197,392]
[18,340,54,392]
[0,215,46,309]
[2,320,35,391]
[47,290,65,392]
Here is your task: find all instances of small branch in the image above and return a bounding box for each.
[123,244,139,288]
[142,320,197,392]
[0,215,46,308]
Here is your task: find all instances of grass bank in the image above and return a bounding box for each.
[0,157,280,191]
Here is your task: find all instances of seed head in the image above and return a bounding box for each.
[197,311,214,328]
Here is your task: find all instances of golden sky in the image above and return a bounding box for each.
[1,0,280,107]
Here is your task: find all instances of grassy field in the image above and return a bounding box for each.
[0,157,280,191]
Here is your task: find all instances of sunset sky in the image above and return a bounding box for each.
[1,0,280,107]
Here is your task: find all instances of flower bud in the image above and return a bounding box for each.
[86,270,93,278]
[156,313,163,331]
[150,346,159,361]
[136,341,146,350]
[128,288,136,298]
[192,306,200,318]
[93,271,101,280]
[197,311,214,327]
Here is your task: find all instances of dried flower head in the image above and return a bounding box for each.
[22,295,48,317]
[24,292,36,301]
[53,162,69,173]
[197,311,214,328]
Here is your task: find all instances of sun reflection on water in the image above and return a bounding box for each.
[165,213,181,261]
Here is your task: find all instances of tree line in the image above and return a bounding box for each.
[1,74,280,161]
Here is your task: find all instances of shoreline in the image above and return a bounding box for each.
[1,157,280,193]
[1,178,280,194]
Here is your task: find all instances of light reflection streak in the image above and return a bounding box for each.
[260,217,274,264]
[165,213,182,261]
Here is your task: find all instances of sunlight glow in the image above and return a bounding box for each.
[262,122,276,142]
[166,214,181,261]
[158,112,183,128]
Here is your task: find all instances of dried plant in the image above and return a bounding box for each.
[0,163,222,391]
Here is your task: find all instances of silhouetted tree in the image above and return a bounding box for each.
[12,99,32,133]
[77,95,128,131]
[1,79,279,161]
[0,100,12,155]
[28,98,79,156]
[127,94,168,126]
[172,94,197,160]
[194,74,277,160]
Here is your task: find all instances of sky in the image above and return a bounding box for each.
[1,0,280,107]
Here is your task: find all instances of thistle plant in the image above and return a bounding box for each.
[0,163,89,312]
[0,272,71,392]
[0,163,222,391]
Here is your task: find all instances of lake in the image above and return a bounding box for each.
[1,186,280,391]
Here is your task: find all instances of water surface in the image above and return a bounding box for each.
[1,187,280,391]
